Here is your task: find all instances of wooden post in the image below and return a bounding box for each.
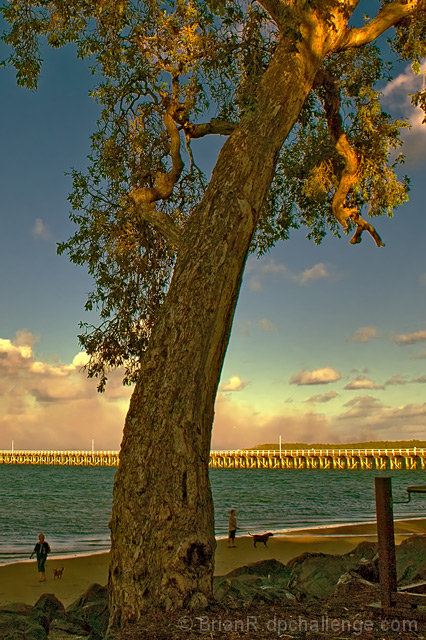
[375,476,397,611]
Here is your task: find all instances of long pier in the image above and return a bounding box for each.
[0,448,425,470]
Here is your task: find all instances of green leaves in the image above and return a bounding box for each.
[0,0,278,386]
[251,44,411,254]
[390,0,426,64]
[2,0,422,385]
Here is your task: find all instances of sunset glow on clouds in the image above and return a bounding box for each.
[0,332,130,450]
[219,375,249,392]
[211,392,426,448]
[382,62,426,165]
[344,377,384,390]
[1,45,425,453]
[290,367,341,386]
[2,325,426,450]
[211,395,337,449]
[211,390,426,448]
[393,330,426,345]
[305,390,338,404]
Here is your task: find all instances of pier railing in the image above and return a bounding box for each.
[0,450,120,466]
[0,448,425,470]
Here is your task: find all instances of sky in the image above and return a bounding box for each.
[0,13,425,451]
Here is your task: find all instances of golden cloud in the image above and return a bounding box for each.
[290,367,341,385]
[0,332,131,450]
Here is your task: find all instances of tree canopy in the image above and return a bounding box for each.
[2,0,425,627]
[2,0,424,391]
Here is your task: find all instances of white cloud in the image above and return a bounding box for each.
[338,395,386,421]
[29,361,73,376]
[248,277,263,292]
[219,375,249,392]
[0,333,131,449]
[236,320,253,336]
[256,317,277,332]
[382,62,426,165]
[246,258,334,291]
[246,259,288,291]
[296,263,330,284]
[348,326,379,343]
[72,352,91,368]
[260,260,289,275]
[212,395,337,449]
[236,318,278,334]
[32,218,53,241]
[344,377,384,390]
[211,389,426,449]
[14,329,38,348]
[337,395,426,438]
[290,367,341,385]
[393,330,426,345]
[0,338,33,367]
[382,63,424,100]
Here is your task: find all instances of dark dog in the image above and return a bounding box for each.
[53,567,64,579]
[248,532,274,547]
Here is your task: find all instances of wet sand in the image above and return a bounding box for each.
[1,518,425,607]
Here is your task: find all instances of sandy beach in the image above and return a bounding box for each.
[1,518,425,608]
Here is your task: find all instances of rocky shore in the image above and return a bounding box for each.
[2,535,425,639]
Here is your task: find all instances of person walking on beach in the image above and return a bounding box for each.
[30,533,51,582]
[228,509,237,548]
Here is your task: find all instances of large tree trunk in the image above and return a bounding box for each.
[108,23,336,629]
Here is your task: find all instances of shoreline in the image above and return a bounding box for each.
[1,518,425,608]
[2,516,426,568]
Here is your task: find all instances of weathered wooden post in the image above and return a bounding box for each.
[375,476,397,612]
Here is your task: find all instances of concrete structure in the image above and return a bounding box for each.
[210,448,426,470]
[0,448,425,469]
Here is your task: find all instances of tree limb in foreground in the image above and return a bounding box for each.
[129,109,183,248]
[183,118,237,139]
[319,69,385,246]
[335,0,420,51]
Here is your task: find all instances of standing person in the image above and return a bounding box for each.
[228,509,237,548]
[30,533,51,582]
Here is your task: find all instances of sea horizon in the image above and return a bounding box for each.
[2,438,426,452]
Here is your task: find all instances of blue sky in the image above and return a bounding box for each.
[0,22,425,451]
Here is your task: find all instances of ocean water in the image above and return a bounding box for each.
[0,465,425,565]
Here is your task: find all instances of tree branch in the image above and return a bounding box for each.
[257,0,286,27]
[183,118,237,139]
[129,199,183,249]
[163,80,237,140]
[128,107,184,248]
[318,70,385,246]
[184,135,207,184]
[335,0,419,51]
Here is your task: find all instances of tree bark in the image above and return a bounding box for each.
[108,18,340,629]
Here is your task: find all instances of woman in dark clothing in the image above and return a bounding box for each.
[227,509,237,547]
[30,533,51,581]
